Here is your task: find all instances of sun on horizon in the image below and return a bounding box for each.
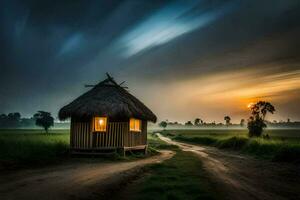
[247,102,254,108]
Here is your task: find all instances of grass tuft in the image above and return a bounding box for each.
[216,136,248,150]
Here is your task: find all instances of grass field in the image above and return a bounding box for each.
[0,129,70,168]
[160,128,300,139]
[159,128,300,162]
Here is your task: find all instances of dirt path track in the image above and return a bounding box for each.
[0,150,174,200]
[158,133,300,200]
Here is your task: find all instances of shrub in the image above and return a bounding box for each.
[216,136,248,150]
[247,118,266,137]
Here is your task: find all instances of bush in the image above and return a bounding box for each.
[247,118,266,137]
[216,136,248,150]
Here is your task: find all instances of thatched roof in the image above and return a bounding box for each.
[58,74,157,122]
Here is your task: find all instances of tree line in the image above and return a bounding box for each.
[159,117,246,129]
[0,111,54,133]
[160,116,247,128]
[159,101,298,137]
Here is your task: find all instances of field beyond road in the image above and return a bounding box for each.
[160,128,300,162]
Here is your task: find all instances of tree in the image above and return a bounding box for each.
[194,118,203,126]
[224,116,231,126]
[34,111,54,133]
[247,101,275,137]
[0,114,7,127]
[185,121,193,126]
[159,121,168,130]
[240,119,245,127]
[5,112,21,127]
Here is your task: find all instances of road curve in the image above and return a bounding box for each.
[0,150,174,200]
[157,133,300,200]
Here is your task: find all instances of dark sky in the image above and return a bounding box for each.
[1,0,300,123]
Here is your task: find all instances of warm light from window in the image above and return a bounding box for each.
[94,117,107,132]
[130,118,141,132]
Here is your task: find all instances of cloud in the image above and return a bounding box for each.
[115,1,237,57]
[58,33,84,56]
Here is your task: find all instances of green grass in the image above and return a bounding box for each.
[161,129,300,163]
[131,136,220,200]
[0,129,70,167]
[0,129,165,168]
[163,129,300,140]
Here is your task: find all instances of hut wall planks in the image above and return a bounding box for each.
[70,120,93,149]
[70,120,147,149]
[124,121,147,147]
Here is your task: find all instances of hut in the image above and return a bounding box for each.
[58,74,157,155]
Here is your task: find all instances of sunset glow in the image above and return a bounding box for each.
[247,103,254,108]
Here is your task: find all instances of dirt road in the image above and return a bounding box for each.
[0,150,174,200]
[157,133,300,200]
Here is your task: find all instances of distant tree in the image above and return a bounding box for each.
[7,112,21,120]
[185,121,193,126]
[34,111,54,133]
[247,101,275,137]
[240,119,245,127]
[224,116,231,126]
[6,112,21,127]
[159,121,168,130]
[0,114,7,127]
[194,118,203,126]
[287,118,291,123]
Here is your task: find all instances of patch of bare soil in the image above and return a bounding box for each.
[158,134,300,200]
[0,150,174,200]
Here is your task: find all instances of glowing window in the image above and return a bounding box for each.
[94,117,107,132]
[130,118,141,132]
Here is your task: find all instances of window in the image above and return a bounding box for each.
[93,117,107,132]
[130,118,141,132]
